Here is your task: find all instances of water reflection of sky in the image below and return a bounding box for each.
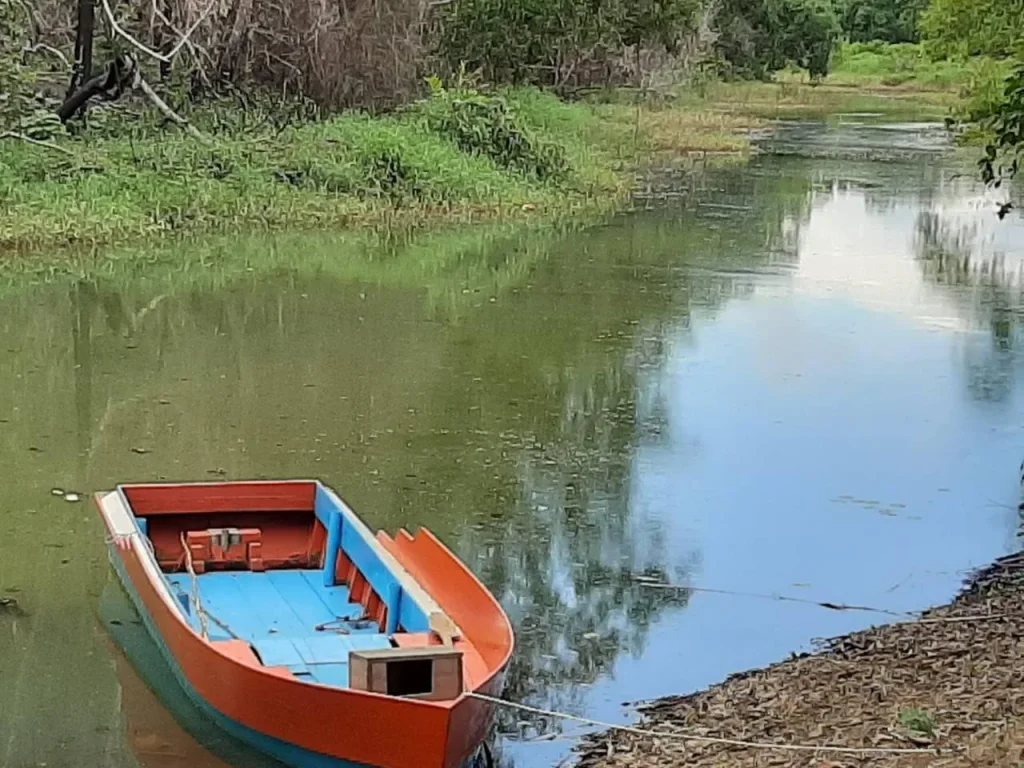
[504,126,1024,767]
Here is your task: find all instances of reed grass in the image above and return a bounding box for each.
[692,80,959,120]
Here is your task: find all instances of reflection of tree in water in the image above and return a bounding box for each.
[852,161,946,215]
[465,350,693,733]
[914,209,1024,403]
[915,211,1024,287]
[694,159,812,268]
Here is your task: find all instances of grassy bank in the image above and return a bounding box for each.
[683,43,1007,121]
[0,86,758,255]
[826,42,1009,92]
[0,45,981,257]
[577,550,1024,768]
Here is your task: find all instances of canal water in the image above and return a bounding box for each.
[1,119,1022,768]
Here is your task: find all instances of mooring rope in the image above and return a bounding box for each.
[467,693,946,756]
[639,581,1010,625]
[638,581,915,618]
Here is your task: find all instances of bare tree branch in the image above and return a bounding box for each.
[0,132,75,156]
[151,0,215,68]
[99,0,172,62]
[165,0,217,61]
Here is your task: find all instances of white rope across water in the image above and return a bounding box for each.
[467,693,947,756]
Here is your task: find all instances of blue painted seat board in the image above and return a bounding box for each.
[313,485,430,634]
[299,571,365,621]
[256,633,392,686]
[164,569,391,687]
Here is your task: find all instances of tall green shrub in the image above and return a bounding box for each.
[417,79,569,181]
[920,0,1024,59]
[919,1,1024,203]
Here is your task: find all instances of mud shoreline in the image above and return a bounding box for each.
[576,551,1024,767]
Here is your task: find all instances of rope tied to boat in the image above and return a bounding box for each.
[467,693,951,756]
[180,532,209,640]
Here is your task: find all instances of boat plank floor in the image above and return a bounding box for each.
[165,569,390,687]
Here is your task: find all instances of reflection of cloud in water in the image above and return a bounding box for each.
[794,190,968,325]
[763,174,1024,406]
[782,181,1023,339]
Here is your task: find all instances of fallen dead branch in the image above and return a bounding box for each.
[133,71,211,143]
[0,131,74,155]
[91,0,213,142]
[57,53,211,143]
[58,55,136,122]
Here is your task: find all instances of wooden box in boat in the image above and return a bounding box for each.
[95,480,514,768]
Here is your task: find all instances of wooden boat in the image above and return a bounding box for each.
[95,480,513,768]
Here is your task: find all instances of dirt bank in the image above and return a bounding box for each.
[577,552,1024,768]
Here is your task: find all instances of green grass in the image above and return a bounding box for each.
[897,707,937,737]
[0,86,754,255]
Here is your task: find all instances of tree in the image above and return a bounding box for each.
[977,66,1024,209]
[620,0,704,54]
[68,0,95,97]
[836,0,928,44]
[713,0,841,79]
[436,0,703,88]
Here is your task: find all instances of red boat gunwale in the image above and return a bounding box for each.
[96,480,514,768]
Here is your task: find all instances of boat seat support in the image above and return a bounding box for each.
[322,510,343,587]
[186,527,264,573]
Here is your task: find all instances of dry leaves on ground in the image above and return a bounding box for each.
[577,552,1024,768]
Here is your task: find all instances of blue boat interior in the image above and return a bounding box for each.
[139,483,435,690]
[165,569,394,687]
